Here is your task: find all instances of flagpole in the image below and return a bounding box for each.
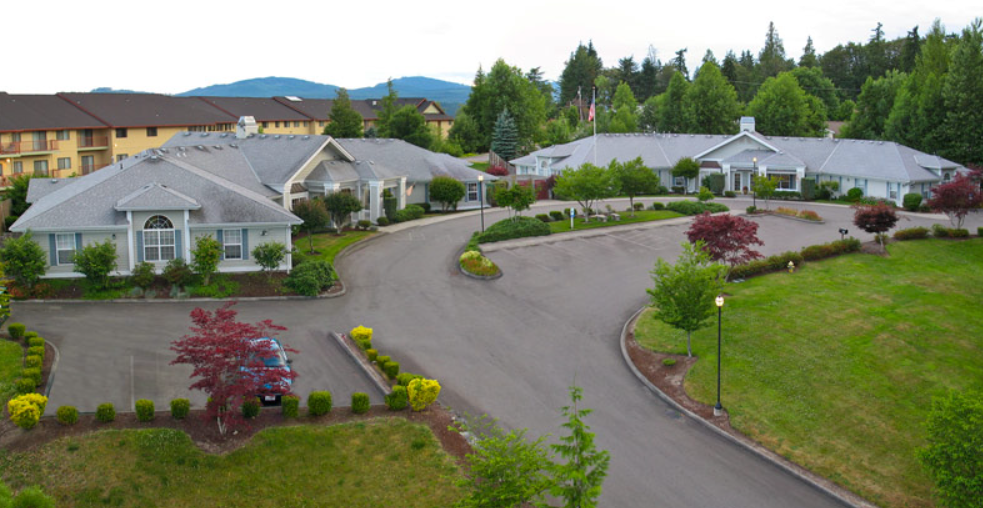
[592,87,597,166]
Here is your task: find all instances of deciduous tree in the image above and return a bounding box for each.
[611,157,659,216]
[251,242,286,279]
[752,175,779,210]
[190,235,222,286]
[647,242,727,356]
[170,303,296,435]
[656,72,691,133]
[386,105,435,149]
[671,157,700,194]
[687,62,741,134]
[0,231,47,290]
[926,173,983,228]
[429,176,466,212]
[322,192,363,230]
[747,73,822,137]
[686,213,763,278]
[853,203,899,251]
[608,82,639,133]
[553,163,618,222]
[292,198,330,253]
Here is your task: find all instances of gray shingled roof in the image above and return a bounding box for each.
[13,152,300,232]
[115,183,201,211]
[196,97,311,122]
[26,178,69,203]
[337,138,494,182]
[0,94,107,132]
[516,131,963,184]
[57,93,235,128]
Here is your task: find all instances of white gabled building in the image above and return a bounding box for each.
[511,117,964,206]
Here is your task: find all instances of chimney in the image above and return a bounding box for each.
[236,116,258,139]
[740,117,756,133]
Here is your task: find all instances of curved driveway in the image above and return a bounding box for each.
[16,198,971,507]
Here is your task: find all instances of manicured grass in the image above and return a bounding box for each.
[0,419,464,507]
[293,230,375,266]
[470,162,489,171]
[634,239,983,508]
[0,340,23,404]
[547,210,683,233]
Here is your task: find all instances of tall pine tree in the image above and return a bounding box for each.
[324,88,363,138]
[885,21,950,153]
[800,37,819,68]
[940,19,983,165]
[559,42,604,105]
[490,109,519,162]
[759,22,794,79]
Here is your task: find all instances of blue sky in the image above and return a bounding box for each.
[5,0,979,94]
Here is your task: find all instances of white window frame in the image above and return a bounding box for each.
[143,215,175,262]
[55,233,77,265]
[56,130,70,141]
[466,182,478,202]
[772,173,796,191]
[223,229,243,260]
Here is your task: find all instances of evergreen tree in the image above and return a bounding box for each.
[657,72,692,132]
[375,79,399,138]
[616,56,640,96]
[462,59,547,153]
[490,109,519,161]
[672,48,689,80]
[721,51,740,88]
[526,67,556,118]
[759,21,794,78]
[866,23,890,79]
[746,72,817,136]
[637,52,661,101]
[940,19,983,165]
[448,110,484,154]
[841,71,906,139]
[608,82,639,133]
[899,26,922,73]
[735,50,758,102]
[548,386,611,508]
[885,21,950,152]
[800,36,819,68]
[702,49,718,66]
[324,88,363,138]
[559,42,604,105]
[687,61,741,134]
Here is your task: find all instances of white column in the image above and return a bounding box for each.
[398,177,407,210]
[367,180,382,222]
[126,211,135,272]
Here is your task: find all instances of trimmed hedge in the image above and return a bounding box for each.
[135,399,155,422]
[366,349,378,362]
[950,228,970,238]
[170,398,190,419]
[27,346,44,358]
[979,227,983,237]
[903,193,923,211]
[376,216,390,227]
[56,405,79,426]
[22,368,41,387]
[665,200,729,216]
[800,238,862,261]
[477,216,551,244]
[15,378,35,394]
[242,397,261,418]
[930,224,968,238]
[351,392,370,414]
[7,323,26,341]
[396,372,423,386]
[385,386,409,411]
[393,204,426,223]
[894,227,929,240]
[731,238,861,279]
[284,259,336,296]
[96,403,116,423]
[382,361,400,378]
[282,395,300,418]
[308,391,333,416]
[549,210,565,221]
[535,214,552,223]
[28,337,44,348]
[24,355,42,369]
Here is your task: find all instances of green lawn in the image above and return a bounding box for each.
[470,162,489,171]
[634,239,983,508]
[0,419,464,508]
[548,210,683,233]
[292,231,375,266]
[0,340,23,404]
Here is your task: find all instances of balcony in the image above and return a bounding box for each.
[0,140,59,155]
[78,136,109,150]
[81,163,109,176]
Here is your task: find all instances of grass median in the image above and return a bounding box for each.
[293,230,375,265]
[634,239,983,508]
[0,419,464,507]
[0,340,24,404]
[548,210,683,233]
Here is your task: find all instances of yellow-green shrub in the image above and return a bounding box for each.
[7,393,47,430]
[407,378,441,411]
[351,325,373,349]
[459,250,499,277]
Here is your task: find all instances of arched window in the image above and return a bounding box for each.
[943,172,951,182]
[143,215,175,261]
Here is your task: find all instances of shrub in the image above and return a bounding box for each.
[7,394,47,430]
[15,378,36,394]
[135,399,155,422]
[24,355,42,369]
[396,372,423,386]
[417,202,432,213]
[459,250,499,277]
[382,361,400,378]
[163,258,195,287]
[979,227,983,237]
[131,261,156,289]
[252,242,288,275]
[550,210,565,221]
[24,331,37,340]
[56,405,79,426]
[284,259,336,296]
[697,186,715,202]
[385,386,409,411]
[706,174,725,195]
[407,378,441,412]
[932,223,950,238]
[665,200,729,216]
[773,191,802,201]
[671,186,685,194]
[477,216,551,244]
[351,325,373,350]
[27,346,44,359]
[7,323,26,341]
[355,219,371,230]
[10,486,56,508]
[775,207,798,217]
[950,228,969,238]
[351,392,370,414]
[799,239,861,262]
[535,214,552,223]
[746,205,757,214]
[376,216,390,227]
[632,202,645,211]
[798,210,822,221]
[308,391,333,416]
[0,232,47,289]
[846,187,864,202]
[800,178,816,201]
[366,349,378,362]
[376,355,391,365]
[22,368,41,387]
[724,190,737,198]
[393,204,426,223]
[96,403,116,422]
[170,398,190,419]
[27,336,44,348]
[903,193,923,211]
[894,227,929,240]
[662,358,677,367]
[282,395,300,418]
[730,250,808,279]
[242,397,261,418]
[563,208,571,217]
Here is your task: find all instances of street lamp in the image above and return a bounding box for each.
[714,295,725,417]
[478,175,485,233]
[752,157,758,209]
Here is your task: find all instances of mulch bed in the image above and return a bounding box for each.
[0,403,471,463]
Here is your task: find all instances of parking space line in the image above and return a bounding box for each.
[601,232,661,250]
[130,355,135,411]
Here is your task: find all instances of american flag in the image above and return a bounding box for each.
[588,99,595,122]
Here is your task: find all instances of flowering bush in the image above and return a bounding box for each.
[798,210,822,221]
[407,378,441,411]
[459,251,500,277]
[351,325,373,349]
[7,393,47,430]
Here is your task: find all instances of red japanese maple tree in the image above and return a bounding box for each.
[686,212,763,278]
[927,173,983,229]
[171,302,297,435]
[486,164,510,177]
[853,203,899,251]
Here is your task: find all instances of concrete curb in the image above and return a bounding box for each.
[619,307,871,508]
[751,211,827,224]
[457,246,503,281]
[44,340,60,399]
[328,331,390,397]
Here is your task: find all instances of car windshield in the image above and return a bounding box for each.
[261,352,286,368]
[247,340,287,368]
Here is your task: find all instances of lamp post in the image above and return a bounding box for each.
[714,295,725,417]
[478,175,485,232]
[752,157,758,209]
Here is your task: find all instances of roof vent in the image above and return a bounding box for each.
[230,143,238,148]
[183,132,192,137]
[196,145,205,151]
[178,146,186,152]
[274,135,281,140]
[260,135,267,139]
[288,135,295,140]
[49,179,59,185]
[200,133,209,137]
[285,96,302,102]
[159,148,167,153]
[219,133,228,138]
[783,137,789,140]
[214,145,223,150]
[303,135,310,140]
[149,155,159,161]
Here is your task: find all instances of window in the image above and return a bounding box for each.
[674,176,686,187]
[117,154,128,162]
[10,133,20,142]
[32,131,47,151]
[33,160,49,176]
[143,215,175,262]
[115,128,128,138]
[56,130,70,141]
[294,121,300,127]
[55,233,77,265]
[57,157,71,170]
[223,229,242,260]
[81,155,94,174]
[146,127,158,137]
[772,174,796,191]
[319,121,325,127]
[466,182,478,202]
[262,122,268,128]
[13,161,23,174]
[275,122,280,128]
